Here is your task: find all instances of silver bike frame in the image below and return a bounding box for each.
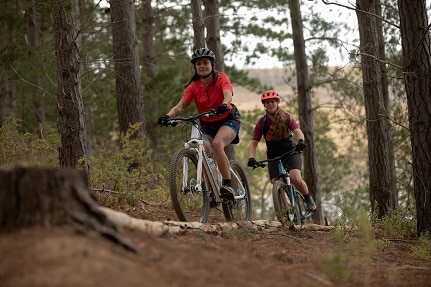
[183,123,247,202]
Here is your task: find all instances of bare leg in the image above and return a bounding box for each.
[290,169,316,210]
[211,126,236,181]
[289,169,309,196]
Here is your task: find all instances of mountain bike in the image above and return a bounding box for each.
[251,148,312,225]
[159,109,252,223]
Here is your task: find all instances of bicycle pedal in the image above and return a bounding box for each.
[221,197,234,203]
[210,199,218,208]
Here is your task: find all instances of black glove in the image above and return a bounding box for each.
[215,103,229,115]
[247,157,257,168]
[295,139,306,152]
[157,115,170,126]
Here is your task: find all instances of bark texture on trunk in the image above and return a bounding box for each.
[0,166,136,252]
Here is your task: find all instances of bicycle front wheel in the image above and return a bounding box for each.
[169,148,210,223]
[222,160,252,222]
[272,180,292,224]
[293,188,308,225]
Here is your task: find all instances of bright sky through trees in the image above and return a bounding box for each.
[98,0,357,68]
[223,1,358,69]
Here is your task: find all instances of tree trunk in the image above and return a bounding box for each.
[0,11,17,126]
[0,166,136,252]
[203,0,235,160]
[288,0,322,224]
[141,0,156,82]
[110,0,147,138]
[356,0,396,218]
[0,64,16,126]
[376,1,397,208]
[397,0,431,235]
[141,0,157,142]
[203,0,224,71]
[53,0,88,169]
[191,0,206,49]
[25,1,46,137]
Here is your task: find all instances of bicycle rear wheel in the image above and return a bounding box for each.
[222,160,252,221]
[272,180,292,224]
[169,148,210,223]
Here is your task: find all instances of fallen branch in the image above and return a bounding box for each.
[98,208,335,237]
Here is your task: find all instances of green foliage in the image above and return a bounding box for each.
[323,210,378,283]
[89,124,168,209]
[372,208,417,240]
[330,207,370,244]
[411,232,431,260]
[328,205,427,264]
[372,239,394,251]
[319,251,349,283]
[0,116,59,167]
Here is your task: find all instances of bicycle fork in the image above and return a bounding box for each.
[181,141,222,202]
[182,142,246,203]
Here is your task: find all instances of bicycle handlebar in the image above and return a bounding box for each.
[159,109,218,127]
[251,147,301,170]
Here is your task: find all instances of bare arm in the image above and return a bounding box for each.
[222,89,233,105]
[248,140,259,158]
[292,128,304,141]
[166,99,189,118]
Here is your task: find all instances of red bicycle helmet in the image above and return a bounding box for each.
[261,90,280,103]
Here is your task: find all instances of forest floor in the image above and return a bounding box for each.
[1,198,430,287]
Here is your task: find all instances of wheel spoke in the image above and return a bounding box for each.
[222,160,252,222]
[169,149,210,223]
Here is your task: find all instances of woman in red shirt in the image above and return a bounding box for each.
[158,48,240,201]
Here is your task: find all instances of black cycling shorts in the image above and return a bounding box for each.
[267,152,302,180]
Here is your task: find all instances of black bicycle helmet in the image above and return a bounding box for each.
[191,48,216,64]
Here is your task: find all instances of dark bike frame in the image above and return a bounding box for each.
[253,148,313,225]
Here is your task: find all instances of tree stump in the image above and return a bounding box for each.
[0,166,136,252]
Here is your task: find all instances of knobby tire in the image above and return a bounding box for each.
[169,148,210,223]
[222,160,252,221]
[272,180,291,224]
[273,181,310,225]
[294,189,307,224]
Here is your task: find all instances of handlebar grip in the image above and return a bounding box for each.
[252,162,267,169]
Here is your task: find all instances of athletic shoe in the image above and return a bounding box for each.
[305,195,316,211]
[220,185,235,202]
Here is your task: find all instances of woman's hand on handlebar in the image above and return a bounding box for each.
[157,115,170,126]
[247,158,257,168]
[247,158,266,169]
[295,139,306,152]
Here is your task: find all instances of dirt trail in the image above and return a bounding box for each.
[1,202,430,287]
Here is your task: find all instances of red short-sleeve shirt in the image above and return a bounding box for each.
[182,72,233,123]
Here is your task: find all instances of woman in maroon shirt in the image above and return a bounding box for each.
[247,90,316,211]
[158,48,240,201]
